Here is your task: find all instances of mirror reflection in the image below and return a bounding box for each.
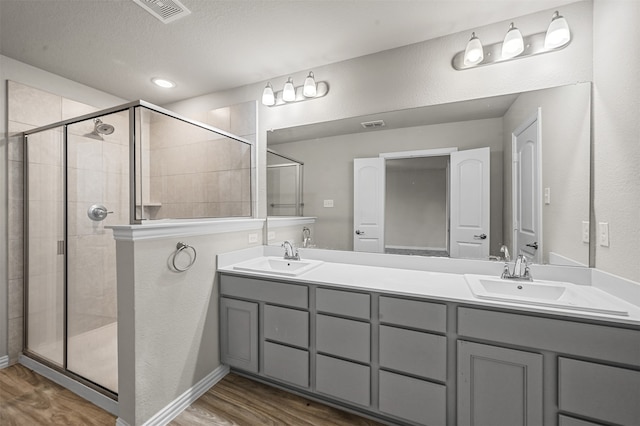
[267,82,591,266]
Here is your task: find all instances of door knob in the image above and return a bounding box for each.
[87,204,113,222]
[355,230,365,235]
[526,242,539,250]
[473,233,487,240]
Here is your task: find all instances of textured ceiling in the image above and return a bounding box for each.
[0,0,579,105]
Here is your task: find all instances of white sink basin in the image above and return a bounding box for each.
[464,274,629,316]
[233,257,324,277]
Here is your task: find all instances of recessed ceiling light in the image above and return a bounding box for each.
[151,77,176,88]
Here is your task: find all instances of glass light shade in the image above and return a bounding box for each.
[282,77,296,102]
[303,72,317,97]
[261,83,275,106]
[544,11,571,49]
[502,23,524,59]
[463,32,484,66]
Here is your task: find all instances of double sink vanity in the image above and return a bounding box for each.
[217,246,640,426]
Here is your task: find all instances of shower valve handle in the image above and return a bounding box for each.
[87,204,113,221]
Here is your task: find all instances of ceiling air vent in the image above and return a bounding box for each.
[361,120,386,129]
[132,0,191,24]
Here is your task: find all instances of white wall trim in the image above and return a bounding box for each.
[122,364,230,426]
[385,245,447,251]
[0,355,9,369]
[266,216,317,228]
[379,147,457,159]
[108,219,264,241]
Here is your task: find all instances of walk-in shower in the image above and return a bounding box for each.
[267,149,304,216]
[22,101,253,404]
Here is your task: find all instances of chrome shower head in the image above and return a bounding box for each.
[93,118,115,135]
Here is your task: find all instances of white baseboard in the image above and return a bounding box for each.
[117,364,230,426]
[0,355,9,369]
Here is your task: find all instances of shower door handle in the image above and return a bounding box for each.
[87,204,113,221]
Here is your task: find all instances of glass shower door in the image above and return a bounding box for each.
[65,112,126,394]
[25,128,65,367]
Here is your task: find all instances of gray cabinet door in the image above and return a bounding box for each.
[457,340,543,426]
[220,297,259,373]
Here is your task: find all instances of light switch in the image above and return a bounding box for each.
[323,199,334,208]
[598,222,609,247]
[581,221,589,243]
[544,187,551,205]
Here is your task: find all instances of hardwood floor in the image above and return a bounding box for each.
[0,364,116,425]
[171,373,384,426]
[0,365,384,426]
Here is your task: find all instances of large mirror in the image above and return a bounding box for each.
[267,82,591,266]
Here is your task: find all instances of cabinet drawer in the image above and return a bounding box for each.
[316,288,370,319]
[264,305,309,348]
[559,358,640,426]
[220,275,308,308]
[316,354,370,407]
[379,296,446,333]
[379,325,446,381]
[379,370,446,426]
[458,307,640,366]
[316,315,370,363]
[263,341,309,388]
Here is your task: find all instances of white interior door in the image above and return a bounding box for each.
[450,147,490,259]
[353,157,385,252]
[513,112,541,262]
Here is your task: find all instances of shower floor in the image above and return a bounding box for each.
[29,322,118,393]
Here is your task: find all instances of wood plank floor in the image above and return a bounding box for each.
[1,365,384,425]
[0,364,116,425]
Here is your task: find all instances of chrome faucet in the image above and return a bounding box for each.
[501,253,532,281]
[500,245,511,262]
[282,241,300,260]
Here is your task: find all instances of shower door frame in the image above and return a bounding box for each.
[21,100,256,401]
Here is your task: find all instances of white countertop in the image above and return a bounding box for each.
[218,247,640,326]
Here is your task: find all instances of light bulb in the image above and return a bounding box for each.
[151,77,176,88]
[545,11,571,49]
[502,22,524,59]
[303,72,317,97]
[261,82,275,106]
[463,32,484,66]
[283,77,296,102]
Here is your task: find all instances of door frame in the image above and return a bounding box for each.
[378,147,457,254]
[511,109,543,262]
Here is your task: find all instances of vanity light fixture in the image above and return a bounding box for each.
[151,77,176,88]
[260,71,329,107]
[282,77,296,102]
[544,11,571,49]
[502,23,524,59]
[452,10,571,70]
[463,32,484,65]
[303,72,317,97]
[262,82,275,106]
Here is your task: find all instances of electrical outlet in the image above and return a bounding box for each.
[581,221,589,243]
[268,231,276,241]
[598,222,609,247]
[323,199,334,208]
[248,233,258,244]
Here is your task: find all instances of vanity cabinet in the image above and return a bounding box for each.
[219,272,640,426]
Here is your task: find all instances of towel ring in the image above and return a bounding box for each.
[172,242,197,272]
